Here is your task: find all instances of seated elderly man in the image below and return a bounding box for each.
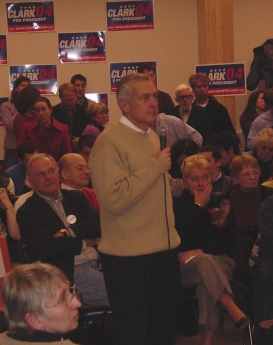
[58,153,99,212]
[16,153,109,307]
[170,83,211,143]
[0,262,81,344]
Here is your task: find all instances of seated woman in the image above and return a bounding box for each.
[229,154,273,265]
[252,127,273,183]
[0,262,81,344]
[82,102,108,138]
[0,76,30,169]
[17,97,72,162]
[240,90,267,150]
[173,154,251,345]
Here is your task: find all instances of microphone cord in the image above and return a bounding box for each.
[163,172,176,345]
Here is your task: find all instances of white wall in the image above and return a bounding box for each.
[1,0,269,159]
[0,0,199,160]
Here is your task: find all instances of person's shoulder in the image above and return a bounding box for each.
[51,117,68,130]
[6,163,22,174]
[61,188,84,199]
[157,89,172,98]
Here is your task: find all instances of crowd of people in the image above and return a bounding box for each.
[0,70,272,345]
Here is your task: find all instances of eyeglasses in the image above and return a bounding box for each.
[46,285,78,308]
[62,98,77,104]
[259,145,273,153]
[176,95,192,100]
[240,171,261,178]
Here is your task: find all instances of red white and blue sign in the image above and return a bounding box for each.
[0,35,7,65]
[110,61,156,92]
[106,1,154,31]
[58,32,106,63]
[86,93,108,106]
[6,2,55,33]
[9,65,58,95]
[195,63,246,96]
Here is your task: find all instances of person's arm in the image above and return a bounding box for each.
[60,126,72,155]
[247,119,260,150]
[0,188,20,240]
[184,123,203,147]
[90,140,169,214]
[1,102,17,131]
[17,205,83,261]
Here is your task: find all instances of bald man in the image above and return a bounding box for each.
[58,153,99,212]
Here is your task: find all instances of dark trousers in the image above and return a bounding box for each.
[100,249,179,345]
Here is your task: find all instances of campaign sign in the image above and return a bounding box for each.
[0,98,9,126]
[9,65,58,94]
[6,2,55,33]
[0,35,7,65]
[106,1,154,31]
[86,93,108,105]
[58,32,106,63]
[110,61,156,92]
[195,63,246,96]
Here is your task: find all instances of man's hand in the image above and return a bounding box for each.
[53,229,71,238]
[153,148,171,172]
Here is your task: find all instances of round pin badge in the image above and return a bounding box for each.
[67,215,76,224]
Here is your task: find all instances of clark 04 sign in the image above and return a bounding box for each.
[58,32,106,63]
[195,63,246,96]
[106,1,154,31]
[9,65,58,94]
[110,61,156,92]
[0,35,7,64]
[6,2,55,33]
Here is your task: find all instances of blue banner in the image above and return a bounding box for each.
[9,65,58,95]
[0,35,7,65]
[110,61,156,92]
[6,2,55,33]
[58,32,106,63]
[106,1,154,31]
[195,63,246,96]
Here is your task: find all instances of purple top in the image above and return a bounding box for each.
[0,101,17,149]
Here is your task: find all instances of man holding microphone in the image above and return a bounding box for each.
[89,73,180,345]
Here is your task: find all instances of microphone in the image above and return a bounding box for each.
[157,125,168,150]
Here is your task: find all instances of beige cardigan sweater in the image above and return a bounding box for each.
[89,122,180,256]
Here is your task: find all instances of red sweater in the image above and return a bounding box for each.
[17,117,72,161]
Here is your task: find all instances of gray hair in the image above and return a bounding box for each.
[175,84,193,97]
[116,73,151,102]
[253,127,273,148]
[2,262,69,336]
[26,153,58,177]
